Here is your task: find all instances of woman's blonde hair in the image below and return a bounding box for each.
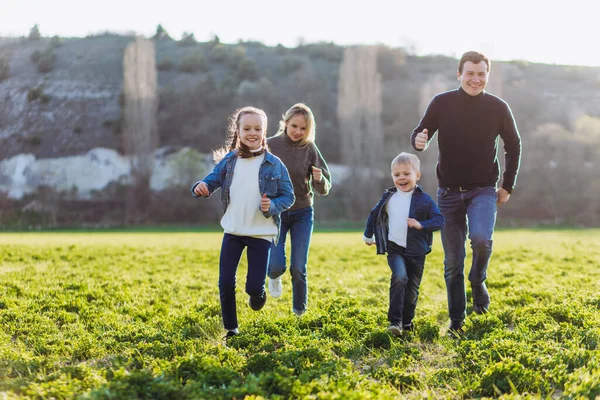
[213,106,269,162]
[273,103,316,146]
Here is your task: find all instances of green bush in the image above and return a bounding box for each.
[36,50,56,73]
[30,48,56,73]
[49,35,63,49]
[179,53,207,73]
[306,42,344,62]
[465,314,504,340]
[563,366,600,398]
[28,24,41,40]
[373,367,422,391]
[153,24,171,41]
[477,359,550,397]
[26,136,42,146]
[275,43,287,55]
[278,56,305,75]
[0,57,9,81]
[178,32,196,46]
[224,46,246,68]
[246,353,276,374]
[210,44,231,63]
[415,317,440,342]
[364,331,392,349]
[30,50,41,63]
[157,58,174,71]
[27,86,45,102]
[235,58,259,81]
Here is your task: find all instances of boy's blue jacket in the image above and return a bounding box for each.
[364,186,445,257]
[191,150,295,243]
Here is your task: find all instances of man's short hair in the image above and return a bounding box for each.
[458,51,490,73]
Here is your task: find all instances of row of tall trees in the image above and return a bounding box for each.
[337,46,384,218]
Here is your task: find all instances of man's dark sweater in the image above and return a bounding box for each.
[411,87,522,193]
[268,134,331,211]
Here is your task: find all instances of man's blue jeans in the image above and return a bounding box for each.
[437,186,497,323]
[219,234,271,330]
[387,241,426,326]
[268,206,314,313]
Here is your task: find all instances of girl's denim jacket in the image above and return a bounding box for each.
[191,150,295,244]
[364,186,445,257]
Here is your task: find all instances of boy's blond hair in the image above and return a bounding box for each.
[391,152,420,172]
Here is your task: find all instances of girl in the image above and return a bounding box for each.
[191,106,295,338]
[267,103,332,316]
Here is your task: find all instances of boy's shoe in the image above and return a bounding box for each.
[402,323,414,332]
[387,324,402,337]
[473,303,490,315]
[447,320,464,338]
[248,294,267,311]
[268,276,283,298]
[292,308,306,317]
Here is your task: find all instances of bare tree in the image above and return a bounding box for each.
[123,37,158,224]
[337,46,384,218]
[419,74,450,116]
[486,62,504,98]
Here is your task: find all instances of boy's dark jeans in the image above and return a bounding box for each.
[386,241,426,326]
[219,233,271,330]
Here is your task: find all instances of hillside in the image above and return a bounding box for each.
[1,34,600,227]
[2,34,599,162]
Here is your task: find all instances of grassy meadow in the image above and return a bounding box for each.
[0,229,599,399]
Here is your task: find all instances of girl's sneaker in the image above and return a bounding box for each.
[248,294,267,311]
[225,328,239,340]
[268,276,283,298]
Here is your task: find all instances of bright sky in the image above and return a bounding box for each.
[2,0,599,67]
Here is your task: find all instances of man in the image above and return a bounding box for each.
[411,51,521,334]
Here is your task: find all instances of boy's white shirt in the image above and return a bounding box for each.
[220,154,277,242]
[363,189,414,247]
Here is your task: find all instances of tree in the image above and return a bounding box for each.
[179,32,196,46]
[153,24,171,40]
[123,37,158,224]
[337,46,384,218]
[0,54,10,81]
[28,24,41,40]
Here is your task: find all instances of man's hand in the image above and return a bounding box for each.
[407,218,422,230]
[496,188,510,205]
[414,129,429,150]
[260,193,271,213]
[194,182,209,197]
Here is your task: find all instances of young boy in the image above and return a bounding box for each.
[363,152,445,336]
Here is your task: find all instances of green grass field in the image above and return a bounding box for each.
[0,230,599,399]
